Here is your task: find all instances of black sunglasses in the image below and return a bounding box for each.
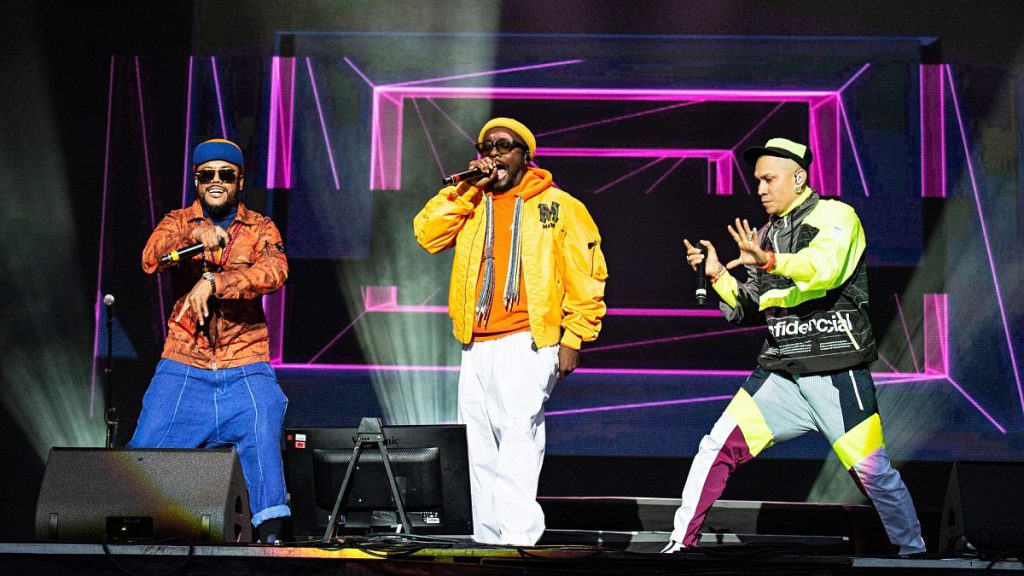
[195,168,240,184]
[475,139,528,155]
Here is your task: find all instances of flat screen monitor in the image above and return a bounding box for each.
[285,425,472,537]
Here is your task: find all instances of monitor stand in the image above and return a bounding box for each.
[321,417,414,542]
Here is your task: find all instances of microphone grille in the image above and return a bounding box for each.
[103,294,116,306]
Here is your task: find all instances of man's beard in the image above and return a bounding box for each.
[200,193,236,218]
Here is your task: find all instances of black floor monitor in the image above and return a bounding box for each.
[285,425,473,538]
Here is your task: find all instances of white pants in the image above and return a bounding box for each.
[458,331,559,545]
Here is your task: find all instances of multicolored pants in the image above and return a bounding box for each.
[669,366,925,554]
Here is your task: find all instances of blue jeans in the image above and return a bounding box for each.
[128,359,290,527]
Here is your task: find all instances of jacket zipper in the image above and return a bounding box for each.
[462,213,484,342]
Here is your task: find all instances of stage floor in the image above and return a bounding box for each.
[2,539,1022,575]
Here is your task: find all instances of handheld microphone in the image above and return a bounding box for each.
[695,248,707,307]
[442,167,484,186]
[160,237,226,264]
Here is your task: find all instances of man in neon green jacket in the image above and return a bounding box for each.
[664,138,925,555]
[414,118,607,545]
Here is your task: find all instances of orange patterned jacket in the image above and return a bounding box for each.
[142,200,288,369]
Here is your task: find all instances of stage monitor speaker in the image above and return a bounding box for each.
[35,448,251,543]
[939,461,1024,552]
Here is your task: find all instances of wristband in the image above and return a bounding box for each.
[202,271,217,293]
[756,250,776,271]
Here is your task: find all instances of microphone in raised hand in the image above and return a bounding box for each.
[160,231,227,264]
[684,238,712,307]
[695,247,707,306]
[442,167,484,186]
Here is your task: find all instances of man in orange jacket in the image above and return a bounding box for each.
[414,118,608,545]
[131,138,290,543]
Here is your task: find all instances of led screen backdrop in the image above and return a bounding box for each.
[94,33,1023,463]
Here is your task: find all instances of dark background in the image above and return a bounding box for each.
[1,0,1022,540]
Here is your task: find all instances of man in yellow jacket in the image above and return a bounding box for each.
[414,118,607,545]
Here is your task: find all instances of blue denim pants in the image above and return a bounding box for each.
[128,359,290,527]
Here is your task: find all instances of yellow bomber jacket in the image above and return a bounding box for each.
[413,169,607,349]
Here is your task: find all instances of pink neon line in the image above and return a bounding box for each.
[919,65,926,198]
[716,151,733,196]
[275,67,288,187]
[369,89,383,189]
[541,147,730,159]
[286,61,295,187]
[343,57,375,87]
[410,98,446,177]
[279,362,459,373]
[394,97,405,189]
[808,106,826,194]
[835,97,841,197]
[546,395,734,417]
[893,293,921,373]
[277,289,287,363]
[875,374,947,384]
[551,373,1017,419]
[946,376,1006,433]
[385,58,585,88]
[425,98,475,145]
[838,97,870,197]
[606,307,721,317]
[135,56,166,338]
[181,56,194,208]
[362,304,721,317]
[307,310,367,364]
[706,159,712,196]
[378,86,835,101]
[367,304,446,313]
[305,58,341,190]
[644,158,686,195]
[946,64,1024,415]
[266,58,280,188]
[340,57,398,106]
[875,352,900,374]
[919,65,947,198]
[731,102,786,152]
[941,294,950,374]
[210,56,228,138]
[269,59,296,189]
[536,101,698,138]
[273,361,928,382]
[940,66,947,197]
[419,286,443,306]
[837,63,872,94]
[91,55,117,417]
[262,287,286,364]
[135,58,156,228]
[594,158,665,194]
[584,325,765,353]
[732,155,753,196]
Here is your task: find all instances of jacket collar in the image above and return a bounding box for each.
[772,189,818,223]
[186,200,257,225]
[477,168,554,202]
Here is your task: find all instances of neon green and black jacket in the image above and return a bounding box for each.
[712,190,877,374]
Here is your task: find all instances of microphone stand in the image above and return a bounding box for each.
[104,296,119,448]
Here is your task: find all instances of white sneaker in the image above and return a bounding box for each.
[660,540,684,553]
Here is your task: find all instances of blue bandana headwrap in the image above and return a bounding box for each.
[193,138,244,169]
